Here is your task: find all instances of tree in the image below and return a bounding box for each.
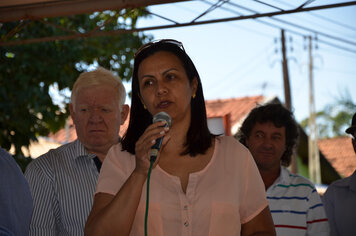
[301,89,356,138]
[0,9,152,169]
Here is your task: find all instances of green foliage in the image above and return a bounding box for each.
[301,90,356,138]
[0,9,152,163]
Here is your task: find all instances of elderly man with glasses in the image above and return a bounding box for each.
[323,112,356,236]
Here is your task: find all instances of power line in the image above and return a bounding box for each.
[144,10,179,24]
[199,0,283,36]
[308,11,356,33]
[203,41,275,94]
[321,44,356,59]
[200,0,356,75]
[191,0,229,23]
[271,0,356,33]
[317,37,356,54]
[252,0,284,11]
[224,1,356,47]
[200,0,356,54]
[297,0,316,9]
[155,1,274,38]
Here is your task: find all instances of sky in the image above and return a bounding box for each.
[124,0,356,122]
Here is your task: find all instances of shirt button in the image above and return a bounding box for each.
[184,221,189,227]
[184,205,188,210]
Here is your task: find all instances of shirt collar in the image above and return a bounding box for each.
[73,137,121,160]
[73,139,95,160]
[267,166,291,192]
[279,166,292,184]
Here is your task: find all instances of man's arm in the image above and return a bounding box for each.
[306,187,330,236]
[25,160,58,236]
[322,187,337,236]
[241,206,276,236]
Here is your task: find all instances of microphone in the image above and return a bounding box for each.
[150,112,171,162]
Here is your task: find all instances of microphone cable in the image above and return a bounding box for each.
[144,159,154,236]
[144,111,171,235]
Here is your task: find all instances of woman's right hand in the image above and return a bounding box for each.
[134,120,170,175]
[85,122,170,236]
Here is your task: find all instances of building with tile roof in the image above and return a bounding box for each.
[318,136,356,178]
[205,95,271,135]
[31,95,273,153]
[22,95,355,185]
[204,96,343,185]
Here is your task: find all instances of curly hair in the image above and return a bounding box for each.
[237,103,299,167]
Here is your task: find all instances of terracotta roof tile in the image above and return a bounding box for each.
[318,136,356,178]
[205,95,272,134]
[206,95,264,123]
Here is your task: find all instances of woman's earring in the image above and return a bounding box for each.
[192,93,196,99]
[143,104,147,109]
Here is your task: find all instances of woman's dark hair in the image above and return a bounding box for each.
[237,103,299,166]
[121,40,214,156]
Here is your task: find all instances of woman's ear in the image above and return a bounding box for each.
[138,93,146,109]
[191,77,198,97]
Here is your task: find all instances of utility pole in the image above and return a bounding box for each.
[308,35,321,184]
[281,29,297,173]
[281,29,292,110]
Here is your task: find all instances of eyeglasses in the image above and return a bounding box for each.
[134,39,185,58]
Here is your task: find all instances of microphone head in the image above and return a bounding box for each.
[152,111,172,127]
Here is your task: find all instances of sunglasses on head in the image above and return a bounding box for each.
[134,39,185,58]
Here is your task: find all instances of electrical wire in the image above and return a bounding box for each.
[199,0,275,38]
[198,0,356,54]
[297,0,316,9]
[223,1,356,47]
[144,9,180,24]
[191,0,230,23]
[144,161,154,236]
[196,1,355,93]
[253,0,342,35]
[272,0,356,33]
[252,0,284,11]
[204,41,276,96]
